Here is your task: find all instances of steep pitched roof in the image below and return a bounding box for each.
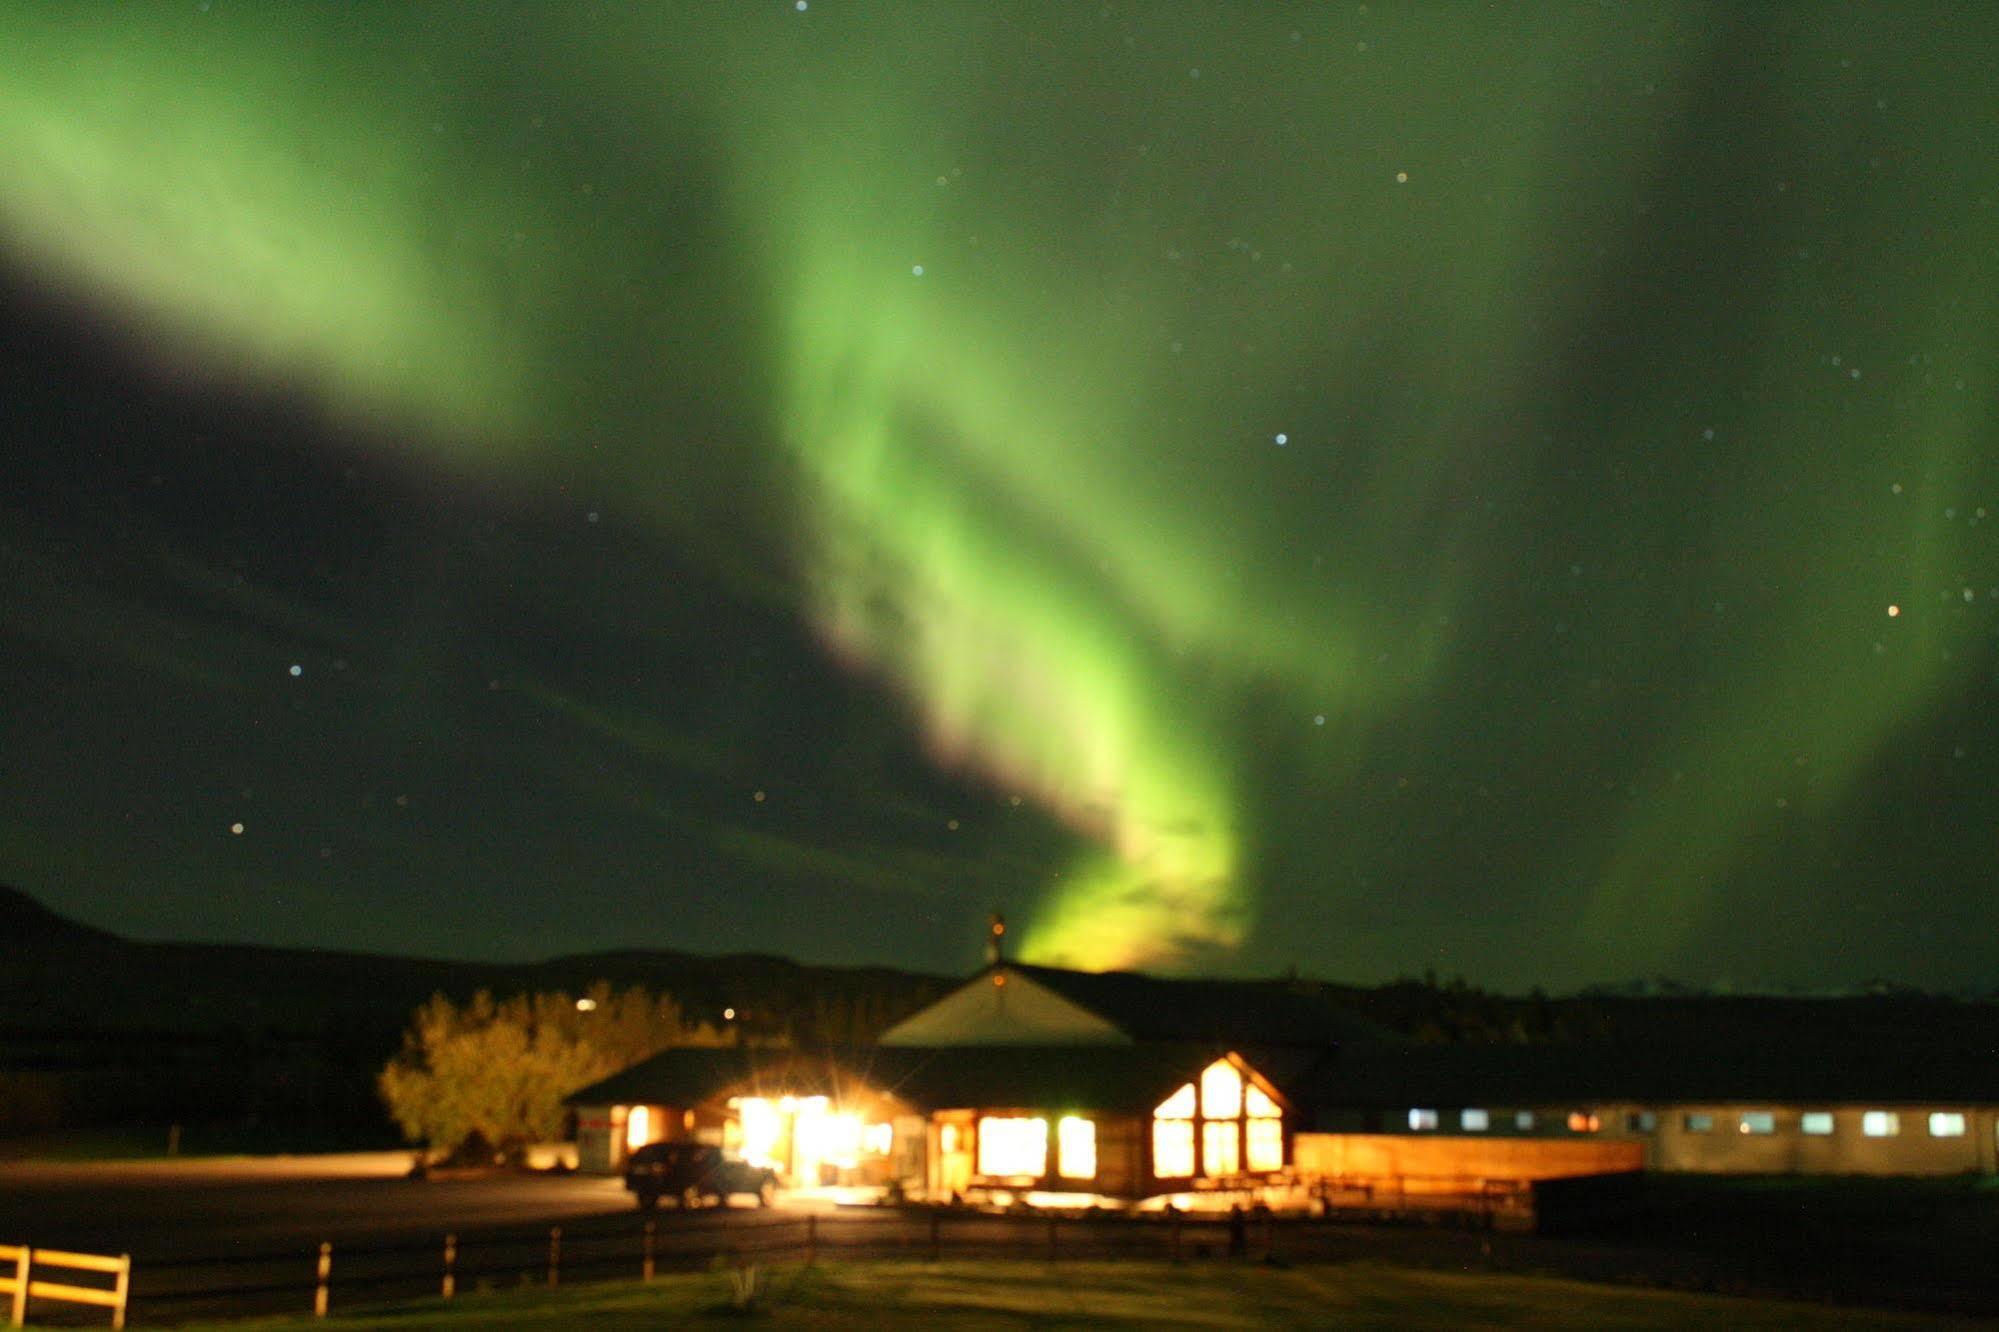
[1003,963,1402,1048]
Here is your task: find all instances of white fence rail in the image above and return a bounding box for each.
[0,1243,130,1329]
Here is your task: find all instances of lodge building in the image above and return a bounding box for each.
[567,953,1999,1198]
[569,957,1387,1201]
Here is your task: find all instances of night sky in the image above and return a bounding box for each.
[3,4,1995,991]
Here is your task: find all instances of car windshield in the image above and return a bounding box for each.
[634,1144,705,1163]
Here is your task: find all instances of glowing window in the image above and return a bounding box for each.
[1862,1111,1899,1138]
[1460,1108,1490,1132]
[1738,1112,1776,1135]
[1200,1061,1243,1119]
[940,1123,960,1154]
[1203,1119,1240,1175]
[790,1102,863,1170]
[1057,1117,1096,1179]
[1626,1111,1657,1133]
[1155,1083,1196,1119]
[1800,1112,1835,1136]
[1408,1108,1439,1131]
[863,1122,894,1156]
[1245,1084,1280,1118]
[1567,1111,1600,1134]
[1514,1111,1535,1131]
[977,1117,1048,1176]
[733,1097,784,1169]
[1246,1117,1283,1172]
[1929,1112,1967,1138]
[1153,1118,1194,1178]
[1683,1113,1713,1134]
[625,1105,651,1151]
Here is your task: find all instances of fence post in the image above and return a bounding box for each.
[928,1211,940,1263]
[313,1241,331,1318]
[1046,1216,1058,1263]
[547,1226,562,1288]
[111,1254,130,1332]
[441,1233,457,1299]
[805,1214,818,1266]
[642,1219,656,1281]
[11,1245,29,1328]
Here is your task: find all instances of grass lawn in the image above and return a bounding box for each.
[176,1259,1978,1330]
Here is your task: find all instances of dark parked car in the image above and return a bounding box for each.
[625,1142,778,1210]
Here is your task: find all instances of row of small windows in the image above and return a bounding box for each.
[1683,1110,1967,1139]
[1407,1108,1616,1133]
[1407,1108,1971,1139]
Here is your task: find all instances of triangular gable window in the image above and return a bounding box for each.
[1151,1056,1284,1179]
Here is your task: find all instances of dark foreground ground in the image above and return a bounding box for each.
[178,1261,1985,1332]
[1,1158,1994,1325]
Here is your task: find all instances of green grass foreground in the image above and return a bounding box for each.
[180,1259,1975,1330]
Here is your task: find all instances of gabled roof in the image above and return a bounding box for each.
[565,1045,860,1108]
[567,1042,1320,1117]
[876,967,1132,1047]
[1002,963,1403,1048]
[864,1043,1237,1117]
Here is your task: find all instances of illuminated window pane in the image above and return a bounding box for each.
[735,1097,784,1169]
[1514,1111,1535,1131]
[1683,1113,1713,1133]
[1862,1111,1899,1138]
[1738,1112,1776,1135]
[1203,1119,1240,1175]
[1153,1118,1194,1178]
[1156,1083,1196,1119]
[1246,1118,1283,1171]
[1200,1061,1243,1119]
[1800,1112,1834,1136]
[1407,1108,1438,1131]
[977,1117,1047,1176]
[1245,1084,1279,1118]
[1460,1108,1489,1131]
[625,1105,651,1151]
[1566,1111,1600,1134]
[1929,1112,1966,1138]
[1057,1117,1097,1179]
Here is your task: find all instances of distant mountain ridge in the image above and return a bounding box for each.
[0,883,122,946]
[6,885,1992,1047]
[0,884,949,1043]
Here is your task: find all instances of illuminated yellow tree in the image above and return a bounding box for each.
[378,984,721,1162]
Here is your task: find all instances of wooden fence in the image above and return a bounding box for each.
[3,1187,1544,1325]
[0,1243,130,1329]
[107,1203,1524,1323]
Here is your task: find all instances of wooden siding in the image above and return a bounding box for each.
[1295,1133,1644,1183]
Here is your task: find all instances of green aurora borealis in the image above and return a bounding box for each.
[2,4,1995,986]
